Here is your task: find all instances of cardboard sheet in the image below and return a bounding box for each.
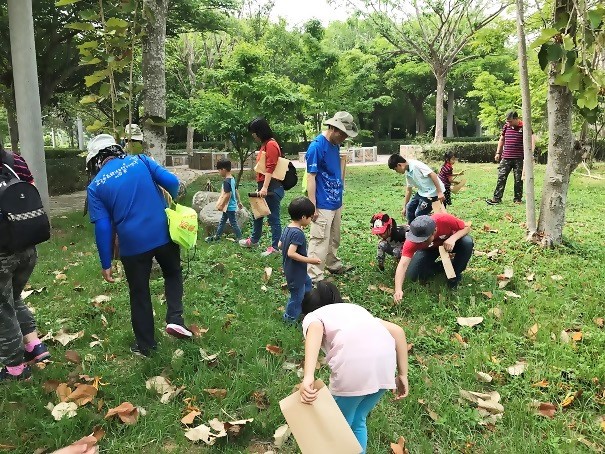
[254,152,290,180]
[279,380,362,454]
[451,178,467,194]
[432,200,447,213]
[439,246,457,279]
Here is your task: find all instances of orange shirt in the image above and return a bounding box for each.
[256,139,282,183]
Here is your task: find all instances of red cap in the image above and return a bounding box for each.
[371,213,392,235]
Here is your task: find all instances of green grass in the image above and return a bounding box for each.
[2,163,605,453]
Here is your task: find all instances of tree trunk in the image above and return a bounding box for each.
[186,125,195,154]
[475,119,482,136]
[537,83,579,246]
[434,73,446,143]
[515,0,537,236]
[142,0,169,165]
[6,101,19,152]
[446,89,455,138]
[408,95,427,135]
[77,117,85,150]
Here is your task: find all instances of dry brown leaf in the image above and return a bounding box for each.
[527,324,539,340]
[55,273,67,281]
[263,267,273,282]
[476,371,493,383]
[504,290,521,299]
[561,390,582,408]
[551,274,563,281]
[204,388,227,399]
[481,291,493,299]
[390,436,409,454]
[456,317,483,327]
[504,213,514,222]
[483,224,499,233]
[367,284,378,291]
[184,424,215,444]
[189,324,208,337]
[273,423,291,448]
[378,284,395,295]
[535,402,557,418]
[66,384,97,406]
[488,307,503,319]
[560,330,571,344]
[526,273,535,281]
[104,402,139,425]
[252,391,269,410]
[571,331,583,342]
[92,295,111,304]
[92,425,106,442]
[56,383,72,402]
[51,402,78,421]
[507,361,527,376]
[594,318,604,329]
[452,332,468,347]
[65,350,81,364]
[181,410,201,425]
[265,344,283,355]
[532,379,549,388]
[52,328,84,347]
[42,379,62,394]
[417,399,440,421]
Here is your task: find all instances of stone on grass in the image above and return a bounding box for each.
[192,191,220,214]
[199,203,250,236]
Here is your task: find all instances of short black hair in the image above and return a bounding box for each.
[248,117,274,142]
[216,159,231,171]
[388,153,406,170]
[443,151,456,162]
[506,110,519,120]
[288,197,315,221]
[301,281,342,315]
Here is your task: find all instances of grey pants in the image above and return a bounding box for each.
[377,240,402,267]
[493,158,523,202]
[0,247,38,367]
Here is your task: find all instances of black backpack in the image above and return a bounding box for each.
[0,150,51,252]
[281,161,298,190]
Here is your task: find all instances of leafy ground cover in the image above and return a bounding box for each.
[1,163,605,453]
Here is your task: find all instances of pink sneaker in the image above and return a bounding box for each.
[166,323,193,339]
[238,238,258,248]
[261,246,279,257]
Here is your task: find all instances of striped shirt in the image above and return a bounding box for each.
[438,162,453,190]
[501,123,524,160]
[1,151,34,183]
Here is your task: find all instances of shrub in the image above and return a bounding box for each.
[45,148,83,159]
[46,155,88,196]
[422,142,499,163]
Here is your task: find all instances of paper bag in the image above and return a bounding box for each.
[254,151,290,181]
[279,380,362,454]
[215,190,230,212]
[248,194,271,219]
[451,178,467,194]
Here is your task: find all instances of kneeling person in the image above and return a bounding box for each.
[370,213,407,271]
[393,214,473,303]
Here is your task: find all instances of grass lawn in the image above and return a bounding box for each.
[2,162,605,453]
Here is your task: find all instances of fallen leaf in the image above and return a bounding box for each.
[199,348,218,362]
[507,361,527,376]
[189,324,208,337]
[483,224,499,233]
[146,376,184,404]
[266,344,283,355]
[417,399,440,421]
[261,285,268,292]
[498,267,514,280]
[456,317,483,327]
[92,425,106,442]
[487,249,500,259]
[104,402,139,425]
[527,323,539,340]
[551,275,563,281]
[252,390,269,410]
[56,383,72,402]
[571,331,583,342]
[476,371,493,383]
[65,384,98,406]
[560,330,571,344]
[367,284,378,291]
[487,307,503,319]
[204,388,227,399]
[65,350,81,364]
[594,318,604,329]
[481,291,493,299]
[452,332,468,347]
[53,329,84,347]
[390,436,409,454]
[263,267,273,282]
[51,402,78,421]
[532,379,549,388]
[503,290,521,299]
[561,390,582,408]
[55,273,67,281]
[504,213,514,222]
[42,379,61,394]
[273,423,291,448]
[282,361,297,371]
[378,284,395,295]
[526,273,535,281]
[184,424,215,444]
[181,410,201,425]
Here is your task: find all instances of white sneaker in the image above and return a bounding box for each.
[261,246,279,257]
[166,323,193,339]
[239,238,258,248]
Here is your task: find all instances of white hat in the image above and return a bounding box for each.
[324,111,358,138]
[124,123,144,141]
[86,134,117,164]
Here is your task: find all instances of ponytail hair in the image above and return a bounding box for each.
[443,151,455,163]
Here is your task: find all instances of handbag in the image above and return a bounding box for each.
[139,156,198,249]
[248,192,272,219]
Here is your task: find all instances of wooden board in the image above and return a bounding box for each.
[439,246,457,279]
[432,200,447,213]
[451,178,467,194]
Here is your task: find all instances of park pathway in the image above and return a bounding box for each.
[49,155,389,217]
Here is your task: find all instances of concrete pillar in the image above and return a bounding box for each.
[8,0,49,209]
[77,117,85,150]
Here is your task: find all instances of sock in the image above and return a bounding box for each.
[6,363,26,376]
[24,338,41,353]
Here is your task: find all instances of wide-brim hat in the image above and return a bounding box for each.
[406,215,436,243]
[324,111,358,138]
[124,123,144,141]
[86,134,117,165]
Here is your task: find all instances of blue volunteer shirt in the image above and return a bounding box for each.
[305,134,343,210]
[87,155,179,267]
[280,226,308,286]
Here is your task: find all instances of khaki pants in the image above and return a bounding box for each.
[307,208,342,282]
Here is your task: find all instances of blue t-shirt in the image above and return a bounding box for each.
[305,134,343,210]
[87,155,178,258]
[280,226,308,286]
[222,177,238,211]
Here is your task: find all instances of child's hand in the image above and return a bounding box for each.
[237,202,243,210]
[395,374,409,400]
[300,376,318,404]
[393,289,403,303]
[309,257,321,265]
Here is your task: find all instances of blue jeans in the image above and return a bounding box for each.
[215,210,241,239]
[283,275,312,323]
[333,389,386,453]
[251,183,284,249]
[405,192,435,224]
[406,235,474,283]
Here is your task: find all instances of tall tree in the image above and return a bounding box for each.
[339,0,507,143]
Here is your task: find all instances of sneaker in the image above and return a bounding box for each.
[239,238,258,248]
[261,246,279,257]
[327,264,356,275]
[514,200,523,204]
[23,343,51,364]
[130,343,155,358]
[205,235,218,242]
[0,365,32,382]
[166,323,193,339]
[447,278,460,290]
[486,199,501,206]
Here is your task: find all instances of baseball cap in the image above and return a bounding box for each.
[324,111,358,138]
[406,215,436,243]
[371,213,392,235]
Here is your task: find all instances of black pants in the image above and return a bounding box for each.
[493,158,523,202]
[121,242,184,352]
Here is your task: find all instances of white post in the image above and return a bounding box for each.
[7,0,49,209]
[77,117,85,150]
